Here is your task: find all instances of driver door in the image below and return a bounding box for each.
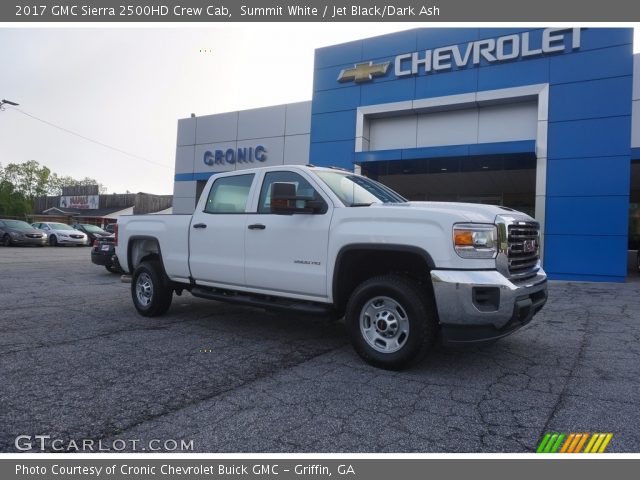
[244,171,332,298]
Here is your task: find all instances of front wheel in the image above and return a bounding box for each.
[345,274,438,370]
[131,260,173,316]
[49,235,58,247]
[2,235,11,247]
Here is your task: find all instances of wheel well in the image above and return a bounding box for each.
[128,237,163,273]
[333,247,434,314]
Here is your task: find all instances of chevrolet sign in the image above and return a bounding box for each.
[337,61,391,83]
[337,28,582,83]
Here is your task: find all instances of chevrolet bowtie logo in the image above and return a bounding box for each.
[337,61,391,83]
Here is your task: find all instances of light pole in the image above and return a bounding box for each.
[0,99,19,111]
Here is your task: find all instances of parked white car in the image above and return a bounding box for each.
[32,222,88,247]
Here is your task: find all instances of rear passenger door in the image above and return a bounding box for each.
[189,173,255,287]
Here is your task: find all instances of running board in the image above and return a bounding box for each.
[190,286,331,315]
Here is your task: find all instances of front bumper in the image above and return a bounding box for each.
[430,269,547,345]
[10,236,47,246]
[58,237,88,245]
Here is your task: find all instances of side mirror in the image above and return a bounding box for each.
[270,182,325,215]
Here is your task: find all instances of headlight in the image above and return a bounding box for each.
[453,223,498,259]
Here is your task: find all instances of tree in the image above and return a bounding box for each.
[0,160,107,216]
[1,160,51,201]
[0,164,31,217]
[48,174,108,195]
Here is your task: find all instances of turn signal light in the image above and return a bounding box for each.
[452,224,498,259]
[453,230,474,246]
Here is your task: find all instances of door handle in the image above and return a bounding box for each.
[247,224,266,230]
[193,223,207,229]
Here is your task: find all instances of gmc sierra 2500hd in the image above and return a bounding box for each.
[115,165,547,369]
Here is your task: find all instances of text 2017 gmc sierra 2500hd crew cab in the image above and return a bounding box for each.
[115,165,547,369]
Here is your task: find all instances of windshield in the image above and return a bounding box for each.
[314,171,406,206]
[3,220,32,229]
[50,223,74,231]
[82,224,106,234]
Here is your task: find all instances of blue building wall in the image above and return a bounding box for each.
[309,28,634,282]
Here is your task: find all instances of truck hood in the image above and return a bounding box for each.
[371,201,534,224]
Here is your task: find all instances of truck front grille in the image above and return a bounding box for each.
[507,222,540,280]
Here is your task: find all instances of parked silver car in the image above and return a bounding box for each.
[0,219,48,246]
[32,222,88,246]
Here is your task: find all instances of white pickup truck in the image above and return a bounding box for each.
[115,165,547,369]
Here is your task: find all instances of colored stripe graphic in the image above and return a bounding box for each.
[584,434,599,453]
[537,433,613,453]
[560,433,576,453]
[573,433,589,453]
[536,433,552,453]
[550,433,565,453]
[597,433,613,453]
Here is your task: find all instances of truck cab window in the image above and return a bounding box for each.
[204,174,254,214]
[258,171,324,213]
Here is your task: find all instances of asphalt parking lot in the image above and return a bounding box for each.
[1,246,638,453]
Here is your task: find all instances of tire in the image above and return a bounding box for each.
[105,264,121,274]
[49,235,58,247]
[131,260,173,317]
[637,251,640,273]
[1,234,11,247]
[345,274,438,370]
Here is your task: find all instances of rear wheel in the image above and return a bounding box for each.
[49,235,58,247]
[131,260,173,316]
[345,274,437,370]
[105,264,121,274]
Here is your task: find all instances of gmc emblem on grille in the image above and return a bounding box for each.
[523,239,537,253]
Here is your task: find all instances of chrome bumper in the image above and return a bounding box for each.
[58,239,87,245]
[430,269,547,345]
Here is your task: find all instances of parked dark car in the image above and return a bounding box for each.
[72,223,111,244]
[91,235,122,273]
[0,219,47,246]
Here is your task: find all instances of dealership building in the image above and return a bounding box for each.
[173,28,639,283]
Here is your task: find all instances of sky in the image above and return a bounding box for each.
[1,25,639,195]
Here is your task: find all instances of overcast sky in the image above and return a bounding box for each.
[1,25,638,195]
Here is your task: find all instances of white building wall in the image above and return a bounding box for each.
[369,101,538,151]
[173,101,311,214]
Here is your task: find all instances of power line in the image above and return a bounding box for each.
[6,107,172,170]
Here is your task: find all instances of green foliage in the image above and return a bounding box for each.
[0,167,31,217]
[48,174,107,195]
[0,160,106,217]
[1,160,51,201]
